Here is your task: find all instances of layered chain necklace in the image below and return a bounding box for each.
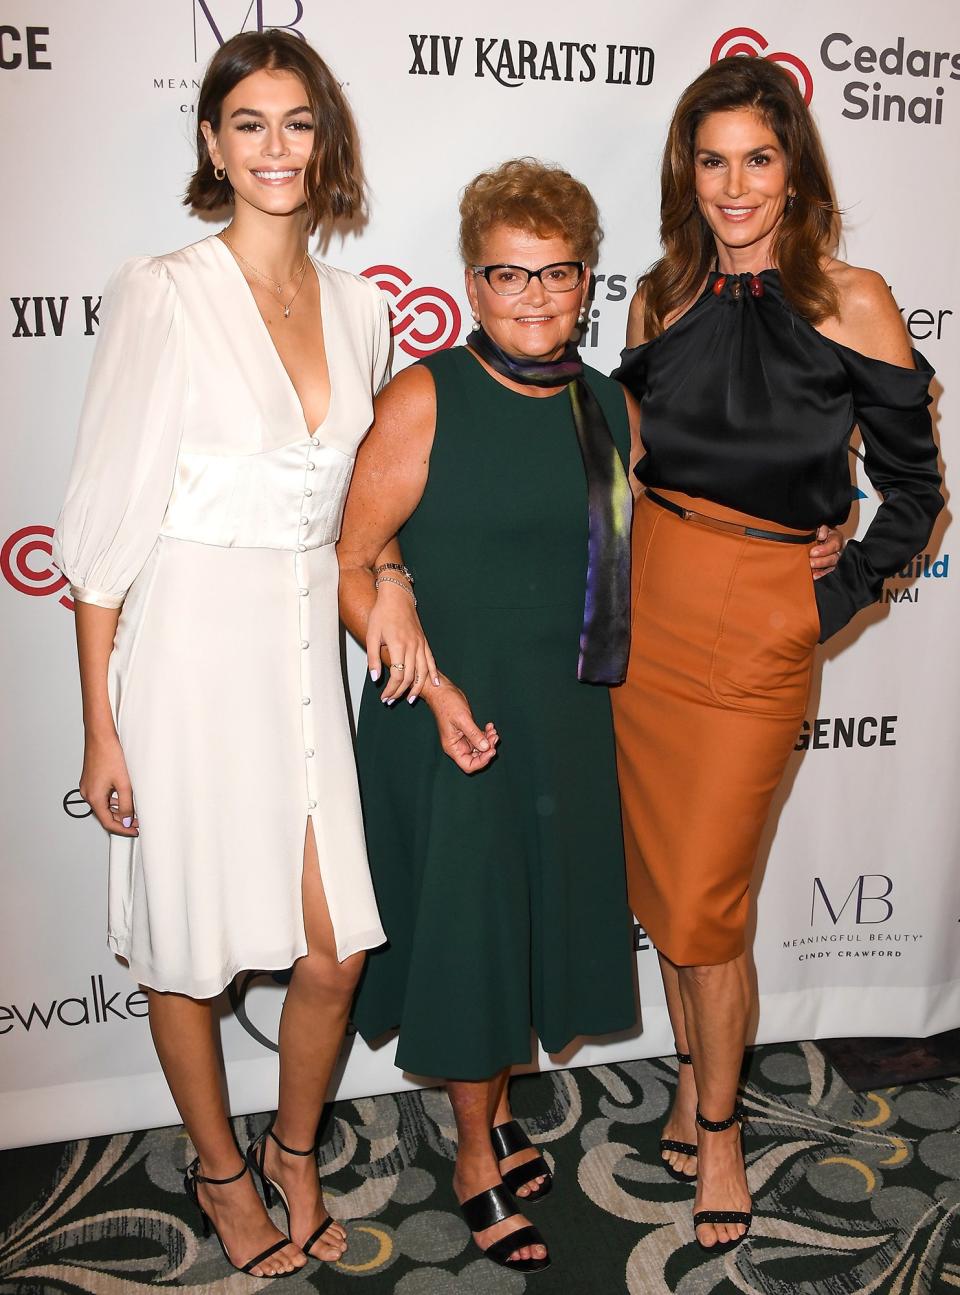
[219,231,308,319]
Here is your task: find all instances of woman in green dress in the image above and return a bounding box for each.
[337,159,641,1272]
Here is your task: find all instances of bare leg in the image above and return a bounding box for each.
[148,992,305,1277]
[450,1074,548,1264]
[677,952,752,1247]
[491,1075,548,1198]
[658,951,699,1178]
[261,821,364,1262]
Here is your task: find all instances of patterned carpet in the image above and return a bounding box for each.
[2,1041,959,1294]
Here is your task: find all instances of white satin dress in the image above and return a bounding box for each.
[54,235,390,997]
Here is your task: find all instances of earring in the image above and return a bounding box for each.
[214,165,226,182]
[471,314,480,332]
[785,194,796,212]
[578,309,587,324]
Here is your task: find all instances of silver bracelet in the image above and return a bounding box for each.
[374,561,414,585]
[375,576,417,606]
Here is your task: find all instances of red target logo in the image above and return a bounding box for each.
[711,28,814,105]
[362,264,461,358]
[1,525,73,610]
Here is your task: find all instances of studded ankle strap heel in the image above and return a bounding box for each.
[692,1106,752,1254]
[659,1046,698,1185]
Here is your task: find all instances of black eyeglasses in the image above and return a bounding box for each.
[472,261,586,295]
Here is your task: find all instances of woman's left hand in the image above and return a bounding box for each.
[367,581,440,703]
[810,525,844,579]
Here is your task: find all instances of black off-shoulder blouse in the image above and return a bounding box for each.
[613,269,944,641]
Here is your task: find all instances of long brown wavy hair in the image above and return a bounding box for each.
[642,57,841,337]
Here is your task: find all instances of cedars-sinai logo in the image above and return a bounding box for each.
[362,265,461,358]
[1,525,73,610]
[711,28,814,105]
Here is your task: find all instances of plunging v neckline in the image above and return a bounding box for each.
[210,233,334,438]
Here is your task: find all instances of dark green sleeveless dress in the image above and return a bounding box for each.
[352,347,636,1080]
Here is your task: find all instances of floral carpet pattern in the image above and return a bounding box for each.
[1,1042,958,1293]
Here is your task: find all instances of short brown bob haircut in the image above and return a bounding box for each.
[643,57,841,336]
[459,158,602,266]
[185,30,363,231]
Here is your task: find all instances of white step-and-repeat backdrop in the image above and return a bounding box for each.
[2,1,957,1149]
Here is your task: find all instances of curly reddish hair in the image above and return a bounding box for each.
[459,158,602,265]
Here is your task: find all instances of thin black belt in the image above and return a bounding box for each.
[644,488,817,545]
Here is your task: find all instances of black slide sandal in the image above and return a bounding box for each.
[458,1182,551,1272]
[491,1119,553,1202]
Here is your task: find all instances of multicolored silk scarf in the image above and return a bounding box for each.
[467,326,632,685]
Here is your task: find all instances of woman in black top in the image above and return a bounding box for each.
[612,57,942,1253]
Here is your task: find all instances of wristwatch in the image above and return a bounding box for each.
[373,562,414,586]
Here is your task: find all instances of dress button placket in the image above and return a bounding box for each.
[298,437,318,818]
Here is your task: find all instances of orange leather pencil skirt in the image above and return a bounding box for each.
[612,488,821,967]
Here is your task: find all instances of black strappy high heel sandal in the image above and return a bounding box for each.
[491,1119,553,1202]
[246,1122,340,1261]
[660,1050,698,1184]
[183,1155,295,1277]
[458,1183,551,1273]
[692,1106,752,1253]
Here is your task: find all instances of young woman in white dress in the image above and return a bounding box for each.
[53,31,427,1279]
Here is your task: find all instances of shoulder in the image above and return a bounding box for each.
[100,254,181,333]
[824,260,893,317]
[314,261,385,312]
[818,260,913,366]
[414,344,468,382]
[108,239,228,301]
[107,253,176,294]
[626,282,649,347]
[626,275,703,346]
[377,357,437,408]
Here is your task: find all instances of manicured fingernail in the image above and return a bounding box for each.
[370,668,380,682]
[432,676,441,686]
[122,816,133,827]
[407,695,417,705]
[385,698,395,706]
[479,740,490,751]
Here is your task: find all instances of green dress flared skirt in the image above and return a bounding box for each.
[352,347,636,1079]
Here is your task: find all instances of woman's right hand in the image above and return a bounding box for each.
[367,582,440,704]
[425,676,499,775]
[80,731,139,837]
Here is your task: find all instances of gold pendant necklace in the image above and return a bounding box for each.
[219,231,308,320]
